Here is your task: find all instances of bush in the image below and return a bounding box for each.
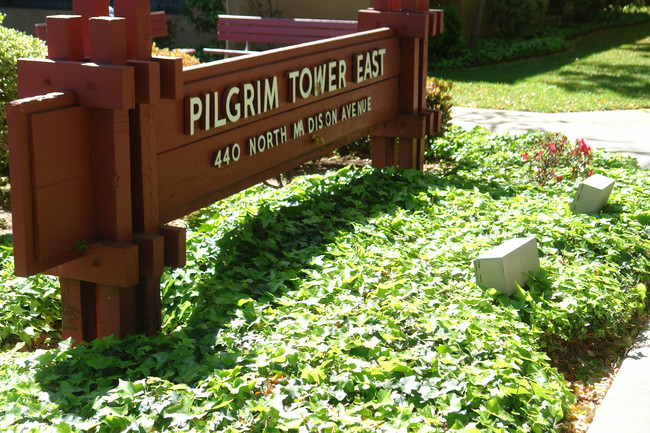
[565,0,608,22]
[431,7,650,69]
[151,42,201,67]
[520,132,593,185]
[0,15,48,184]
[183,0,225,36]
[486,0,546,38]
[428,5,464,61]
[556,0,648,22]
[433,35,567,69]
[425,77,453,136]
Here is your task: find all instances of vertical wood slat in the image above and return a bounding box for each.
[7,92,80,277]
[95,284,121,338]
[136,276,162,336]
[60,278,84,343]
[72,0,110,58]
[130,104,160,234]
[91,108,133,243]
[114,0,152,61]
[119,286,136,336]
[81,280,97,340]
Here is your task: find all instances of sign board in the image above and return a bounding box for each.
[8,0,443,341]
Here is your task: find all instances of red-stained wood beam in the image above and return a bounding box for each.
[160,226,186,268]
[358,10,429,37]
[73,0,110,58]
[90,108,134,243]
[7,92,82,277]
[128,60,161,104]
[18,59,135,111]
[96,284,121,338]
[133,233,164,277]
[89,17,128,65]
[47,242,139,287]
[60,278,84,343]
[114,0,152,61]
[154,56,183,100]
[46,15,85,61]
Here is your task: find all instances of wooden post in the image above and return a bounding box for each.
[44,0,138,341]
[361,2,444,171]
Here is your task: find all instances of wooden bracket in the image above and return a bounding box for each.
[428,9,444,36]
[160,225,187,268]
[401,0,429,12]
[47,241,139,287]
[374,113,427,139]
[18,59,135,110]
[128,60,161,104]
[426,109,443,135]
[358,10,429,38]
[133,233,165,277]
[154,56,183,100]
[372,0,401,11]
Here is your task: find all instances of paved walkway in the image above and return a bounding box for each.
[450,107,650,433]
[452,107,650,169]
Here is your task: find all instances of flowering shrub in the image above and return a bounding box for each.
[151,42,201,67]
[522,132,593,185]
[425,77,454,136]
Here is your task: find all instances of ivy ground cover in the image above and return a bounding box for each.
[0,127,648,432]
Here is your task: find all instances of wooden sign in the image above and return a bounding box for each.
[8,0,443,342]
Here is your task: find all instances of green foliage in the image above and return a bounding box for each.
[0,15,48,182]
[183,0,225,37]
[564,0,608,22]
[428,5,464,61]
[425,77,454,137]
[0,235,59,349]
[335,135,371,158]
[434,35,567,69]
[431,8,650,69]
[0,127,648,431]
[486,0,546,38]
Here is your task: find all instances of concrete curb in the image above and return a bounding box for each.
[587,320,650,433]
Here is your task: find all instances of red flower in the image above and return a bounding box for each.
[536,151,543,161]
[549,143,557,154]
[588,170,593,176]
[576,138,591,156]
[556,175,563,182]
[522,152,529,161]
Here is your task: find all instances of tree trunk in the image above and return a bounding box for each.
[470,0,485,50]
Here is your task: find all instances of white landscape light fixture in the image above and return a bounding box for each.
[474,236,540,296]
[570,174,615,214]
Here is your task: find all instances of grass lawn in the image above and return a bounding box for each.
[431,23,650,112]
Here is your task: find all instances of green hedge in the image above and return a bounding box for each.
[0,14,47,183]
[486,0,546,38]
[430,8,650,69]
